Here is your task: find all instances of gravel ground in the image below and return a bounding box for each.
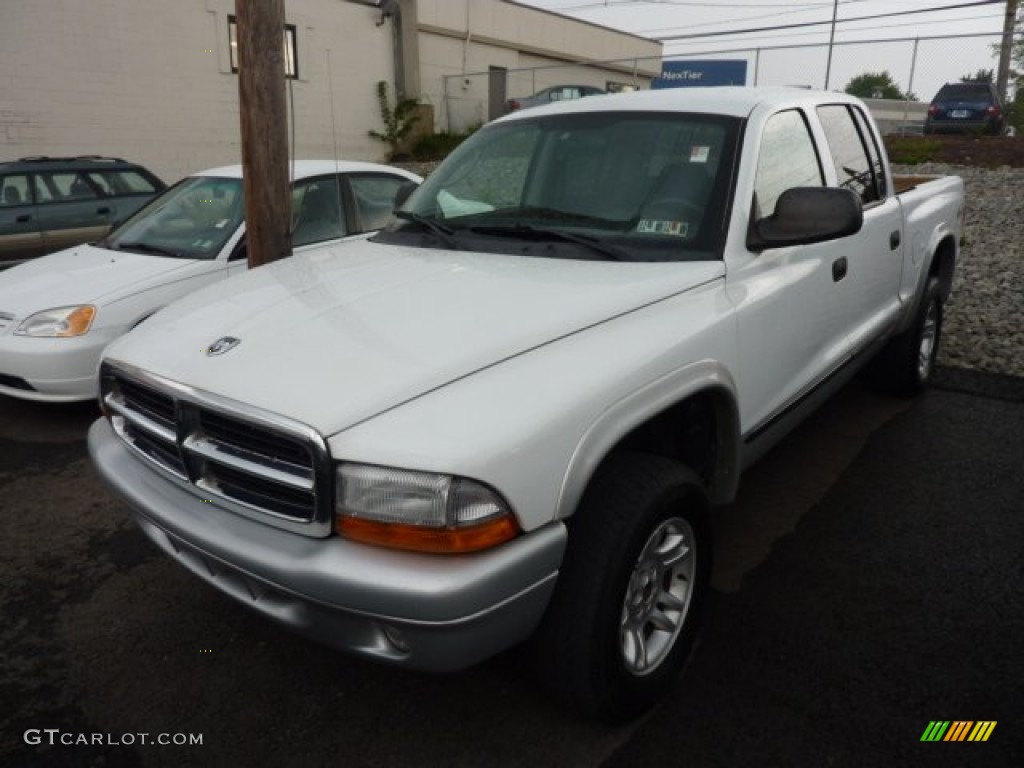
[892,164,1023,379]
[398,161,1022,379]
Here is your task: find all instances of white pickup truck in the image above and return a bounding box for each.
[88,87,964,721]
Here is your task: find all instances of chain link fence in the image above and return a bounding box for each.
[437,31,1006,135]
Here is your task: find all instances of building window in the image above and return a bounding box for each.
[228,15,298,79]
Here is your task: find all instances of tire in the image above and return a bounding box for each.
[870,276,943,396]
[532,452,711,722]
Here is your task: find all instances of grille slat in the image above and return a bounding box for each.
[102,366,328,535]
[118,378,176,431]
[184,434,314,490]
[200,410,312,467]
[199,465,316,521]
[124,424,188,477]
[107,393,177,444]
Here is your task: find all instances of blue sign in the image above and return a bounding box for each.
[653,60,748,89]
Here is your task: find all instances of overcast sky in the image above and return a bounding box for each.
[515,0,1012,101]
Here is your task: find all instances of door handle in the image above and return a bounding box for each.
[889,230,901,250]
[832,257,848,282]
[16,214,31,223]
[97,207,111,215]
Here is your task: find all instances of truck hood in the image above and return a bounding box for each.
[107,242,724,436]
[0,244,205,318]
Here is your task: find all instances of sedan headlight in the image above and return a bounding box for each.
[335,463,519,554]
[15,305,97,337]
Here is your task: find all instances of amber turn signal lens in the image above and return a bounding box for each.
[337,515,519,554]
[60,305,97,337]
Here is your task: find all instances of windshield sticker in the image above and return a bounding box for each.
[690,146,710,163]
[637,220,689,237]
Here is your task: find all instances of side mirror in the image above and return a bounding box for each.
[747,187,863,252]
[393,181,418,210]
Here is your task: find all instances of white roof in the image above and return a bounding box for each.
[497,86,866,122]
[194,160,421,181]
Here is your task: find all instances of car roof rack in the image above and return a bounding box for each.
[16,155,128,163]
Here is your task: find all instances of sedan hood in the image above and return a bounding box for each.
[0,244,204,319]
[107,242,724,436]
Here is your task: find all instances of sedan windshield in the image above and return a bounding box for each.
[378,111,740,262]
[104,176,244,259]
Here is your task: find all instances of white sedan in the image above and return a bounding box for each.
[0,160,420,402]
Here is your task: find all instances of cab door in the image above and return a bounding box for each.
[0,174,43,265]
[814,103,903,353]
[726,108,854,437]
[32,171,114,253]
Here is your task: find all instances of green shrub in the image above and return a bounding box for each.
[410,125,480,161]
[368,81,420,159]
[884,137,942,165]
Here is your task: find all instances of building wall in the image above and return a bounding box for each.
[0,0,663,179]
[0,0,394,183]
[416,0,662,131]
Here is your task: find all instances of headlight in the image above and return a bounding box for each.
[15,305,97,337]
[335,463,519,554]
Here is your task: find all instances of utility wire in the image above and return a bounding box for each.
[656,0,1002,41]
[546,1,833,9]
[663,11,1005,48]
[636,0,889,36]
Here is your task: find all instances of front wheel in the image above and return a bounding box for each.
[532,452,711,722]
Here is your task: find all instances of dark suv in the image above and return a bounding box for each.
[0,156,165,268]
[924,82,1005,135]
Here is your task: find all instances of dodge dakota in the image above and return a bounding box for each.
[88,87,964,720]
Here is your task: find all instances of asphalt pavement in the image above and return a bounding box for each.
[1,368,1021,768]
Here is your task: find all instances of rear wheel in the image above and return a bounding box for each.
[533,452,711,722]
[871,276,943,396]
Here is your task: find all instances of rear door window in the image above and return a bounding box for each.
[816,104,883,206]
[32,172,101,203]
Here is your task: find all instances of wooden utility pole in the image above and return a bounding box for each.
[996,0,1019,104]
[235,0,292,268]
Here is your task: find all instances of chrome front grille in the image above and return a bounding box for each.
[101,362,332,537]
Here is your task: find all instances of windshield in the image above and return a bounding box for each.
[377,111,741,262]
[104,176,244,259]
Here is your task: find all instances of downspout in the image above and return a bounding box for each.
[462,1,472,77]
[392,0,420,99]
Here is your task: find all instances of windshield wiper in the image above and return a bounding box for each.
[490,206,626,229]
[466,224,630,262]
[114,241,183,258]
[394,211,459,249]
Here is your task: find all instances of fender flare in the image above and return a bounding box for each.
[555,359,742,520]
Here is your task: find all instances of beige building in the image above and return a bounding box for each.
[0,0,661,184]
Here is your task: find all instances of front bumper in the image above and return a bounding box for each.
[0,326,120,402]
[88,419,566,671]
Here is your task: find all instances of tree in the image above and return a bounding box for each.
[843,71,916,101]
[961,68,995,83]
